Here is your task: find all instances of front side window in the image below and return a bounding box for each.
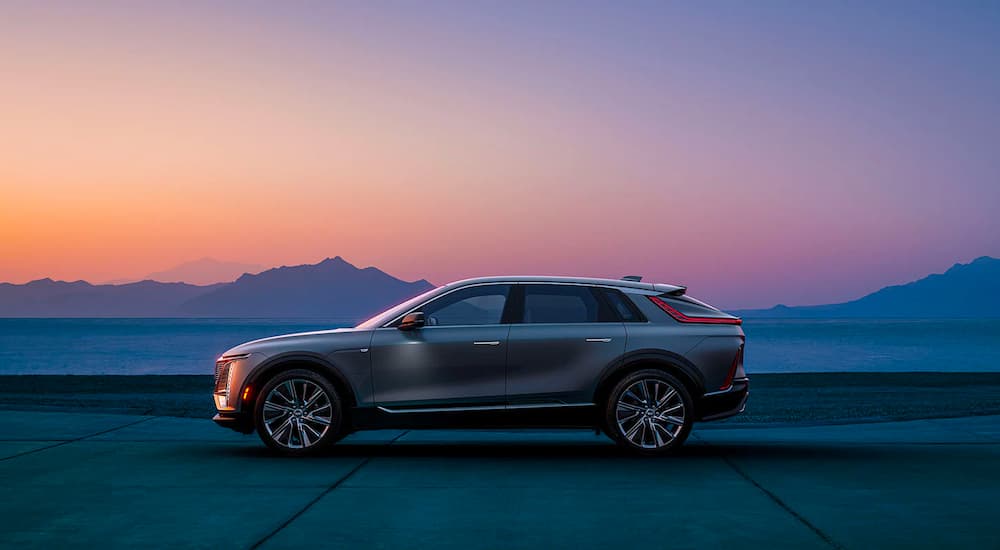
[521,284,615,324]
[420,284,511,326]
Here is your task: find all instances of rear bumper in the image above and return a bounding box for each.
[212,412,254,434]
[697,378,749,422]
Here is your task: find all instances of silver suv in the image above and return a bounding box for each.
[212,276,748,456]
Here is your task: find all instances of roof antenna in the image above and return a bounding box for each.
[621,275,642,282]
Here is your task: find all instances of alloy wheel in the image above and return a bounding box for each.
[615,378,686,449]
[261,379,333,449]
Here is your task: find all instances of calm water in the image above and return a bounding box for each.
[0,318,998,375]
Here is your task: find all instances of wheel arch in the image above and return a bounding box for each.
[244,352,358,411]
[593,350,705,410]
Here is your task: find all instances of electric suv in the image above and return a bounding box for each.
[212,276,748,456]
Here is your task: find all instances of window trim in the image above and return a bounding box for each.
[381,281,653,328]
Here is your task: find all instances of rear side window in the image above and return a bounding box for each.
[601,289,646,322]
[521,285,616,323]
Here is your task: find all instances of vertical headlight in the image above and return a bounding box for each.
[214,360,233,394]
[214,353,251,410]
[226,364,236,396]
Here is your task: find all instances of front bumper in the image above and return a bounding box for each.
[213,413,255,434]
[697,378,749,421]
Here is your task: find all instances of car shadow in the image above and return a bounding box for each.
[209,436,907,462]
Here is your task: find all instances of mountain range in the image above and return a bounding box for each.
[735,256,1000,318]
[142,258,265,286]
[1,255,997,319]
[0,257,432,320]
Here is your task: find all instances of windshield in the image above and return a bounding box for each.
[355,285,447,329]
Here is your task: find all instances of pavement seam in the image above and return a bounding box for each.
[719,453,845,549]
[248,430,410,550]
[0,416,156,462]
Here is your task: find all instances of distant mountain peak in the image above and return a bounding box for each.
[180,255,434,319]
[24,278,91,288]
[143,258,265,286]
[737,255,1000,318]
[947,255,997,272]
[317,256,354,269]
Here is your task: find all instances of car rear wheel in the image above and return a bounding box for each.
[254,369,344,456]
[604,369,693,455]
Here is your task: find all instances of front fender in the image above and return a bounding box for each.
[239,351,370,411]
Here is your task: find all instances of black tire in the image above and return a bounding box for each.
[603,369,694,456]
[254,369,345,456]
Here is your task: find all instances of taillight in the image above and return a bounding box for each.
[719,345,744,390]
[647,296,742,325]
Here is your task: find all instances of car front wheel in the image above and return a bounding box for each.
[254,369,344,456]
[604,369,693,455]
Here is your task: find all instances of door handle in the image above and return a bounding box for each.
[585,338,612,343]
[473,341,501,346]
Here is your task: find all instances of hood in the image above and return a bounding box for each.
[222,326,370,359]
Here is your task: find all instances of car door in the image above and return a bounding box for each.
[370,283,512,408]
[506,284,626,405]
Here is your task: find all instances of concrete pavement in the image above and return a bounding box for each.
[0,411,998,549]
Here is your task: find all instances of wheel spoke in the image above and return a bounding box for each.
[303,415,331,427]
[651,420,675,442]
[624,417,644,442]
[638,381,650,403]
[298,421,311,447]
[656,388,677,409]
[271,417,293,442]
[301,422,323,440]
[623,389,643,404]
[657,402,683,415]
[264,402,295,413]
[271,385,291,405]
[651,420,666,447]
[646,419,657,446]
[303,388,324,409]
[307,401,331,415]
[618,410,642,424]
[617,402,645,413]
[264,411,289,426]
[284,381,299,405]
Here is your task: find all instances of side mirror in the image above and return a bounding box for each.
[398,312,426,331]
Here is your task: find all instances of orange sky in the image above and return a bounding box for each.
[2,2,999,308]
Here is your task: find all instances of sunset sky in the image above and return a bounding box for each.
[2,1,999,308]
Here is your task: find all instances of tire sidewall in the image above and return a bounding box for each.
[254,369,344,456]
[604,369,694,456]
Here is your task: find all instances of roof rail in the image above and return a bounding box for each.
[621,275,642,282]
